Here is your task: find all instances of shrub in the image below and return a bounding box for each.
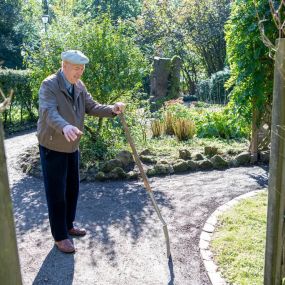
[196,68,230,104]
[173,118,196,141]
[0,68,36,129]
[151,120,164,138]
[164,111,175,135]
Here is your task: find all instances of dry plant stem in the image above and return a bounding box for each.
[0,89,13,113]
[119,113,171,258]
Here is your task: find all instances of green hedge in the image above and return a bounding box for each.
[196,68,230,104]
[0,68,37,131]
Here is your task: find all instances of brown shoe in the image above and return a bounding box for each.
[55,239,75,253]
[68,227,86,237]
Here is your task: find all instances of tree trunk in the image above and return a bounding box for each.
[250,98,259,163]
[0,120,22,284]
[264,38,285,285]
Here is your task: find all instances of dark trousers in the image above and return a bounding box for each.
[39,145,79,241]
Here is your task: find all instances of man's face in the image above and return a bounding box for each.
[62,61,85,84]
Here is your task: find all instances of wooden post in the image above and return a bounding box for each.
[0,120,22,284]
[264,38,285,285]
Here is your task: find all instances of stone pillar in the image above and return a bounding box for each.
[150,56,181,103]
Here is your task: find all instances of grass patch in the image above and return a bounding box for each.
[211,191,267,285]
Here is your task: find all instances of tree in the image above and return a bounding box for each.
[25,13,147,135]
[73,0,142,20]
[178,0,231,76]
[225,0,277,158]
[0,0,23,68]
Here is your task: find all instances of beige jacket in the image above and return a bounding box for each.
[37,70,114,153]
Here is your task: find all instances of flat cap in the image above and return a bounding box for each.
[61,50,89,64]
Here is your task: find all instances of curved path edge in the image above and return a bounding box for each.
[199,189,267,285]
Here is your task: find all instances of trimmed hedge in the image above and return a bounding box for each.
[196,68,230,104]
[0,68,37,131]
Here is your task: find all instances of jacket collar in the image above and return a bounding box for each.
[56,70,83,101]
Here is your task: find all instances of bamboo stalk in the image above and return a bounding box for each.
[119,113,171,258]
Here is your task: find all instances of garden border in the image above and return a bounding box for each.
[199,189,267,285]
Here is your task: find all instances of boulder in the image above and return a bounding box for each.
[127,171,139,180]
[233,152,251,166]
[173,160,189,173]
[154,163,174,175]
[193,153,204,161]
[101,159,123,172]
[179,149,192,160]
[109,167,127,179]
[211,155,228,169]
[95,171,107,181]
[198,159,214,170]
[140,155,157,164]
[139,149,152,156]
[146,167,156,177]
[187,160,198,171]
[116,150,135,170]
[204,146,218,157]
[259,150,270,163]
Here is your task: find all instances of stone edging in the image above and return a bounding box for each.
[199,189,266,285]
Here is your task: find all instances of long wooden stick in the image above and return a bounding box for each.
[119,113,171,258]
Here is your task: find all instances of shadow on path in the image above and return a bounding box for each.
[33,247,74,285]
[11,175,174,264]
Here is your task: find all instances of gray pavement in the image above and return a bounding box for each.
[4,131,268,285]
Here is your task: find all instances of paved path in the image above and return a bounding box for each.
[4,130,268,285]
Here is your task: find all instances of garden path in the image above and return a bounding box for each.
[4,130,268,285]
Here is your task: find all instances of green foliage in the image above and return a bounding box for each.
[225,0,277,123]
[161,103,250,139]
[26,13,147,105]
[196,68,230,104]
[0,0,23,68]
[0,68,36,129]
[179,0,231,76]
[74,0,142,20]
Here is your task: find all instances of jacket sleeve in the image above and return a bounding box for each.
[39,81,69,133]
[84,91,115,117]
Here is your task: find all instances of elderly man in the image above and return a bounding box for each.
[37,50,125,253]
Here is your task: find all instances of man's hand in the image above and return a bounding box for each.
[112,102,125,115]
[62,125,83,142]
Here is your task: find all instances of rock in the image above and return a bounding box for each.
[109,167,127,179]
[101,159,123,172]
[234,152,251,166]
[146,167,157,177]
[204,146,218,157]
[116,150,135,170]
[79,170,87,182]
[173,160,189,173]
[193,153,204,161]
[139,149,152,156]
[187,160,198,171]
[140,155,157,164]
[198,159,213,170]
[179,149,192,160]
[95,171,107,181]
[259,150,270,163]
[154,163,174,175]
[87,166,98,175]
[127,171,139,180]
[158,159,170,164]
[211,155,228,169]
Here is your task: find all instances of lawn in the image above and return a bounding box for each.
[211,191,267,285]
